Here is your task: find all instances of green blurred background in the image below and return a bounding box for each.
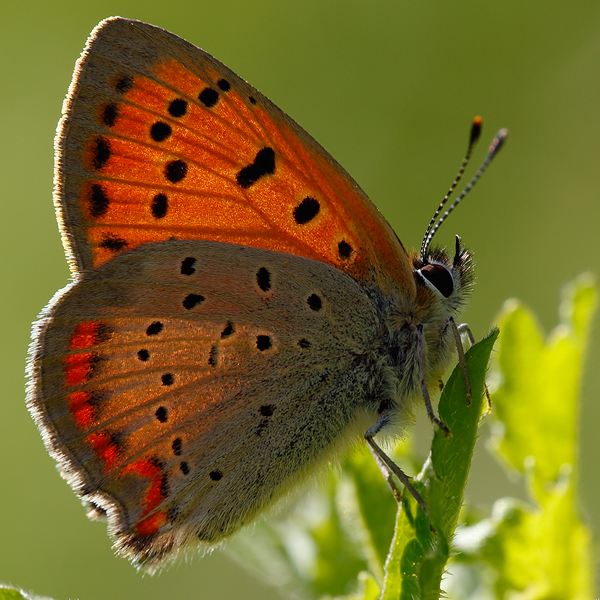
[2,1,599,598]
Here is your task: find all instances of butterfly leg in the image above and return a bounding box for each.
[444,317,473,405]
[457,322,476,345]
[366,441,402,503]
[364,417,428,516]
[416,324,450,435]
[454,321,492,413]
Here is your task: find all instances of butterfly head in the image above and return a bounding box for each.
[408,119,507,312]
[412,235,474,312]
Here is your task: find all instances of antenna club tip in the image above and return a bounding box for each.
[470,116,483,144]
[492,128,509,152]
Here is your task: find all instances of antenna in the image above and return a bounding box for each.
[420,117,482,260]
[420,119,508,261]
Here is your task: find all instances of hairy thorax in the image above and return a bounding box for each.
[362,266,468,434]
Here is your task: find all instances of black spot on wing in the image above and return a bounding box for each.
[256,267,271,292]
[294,197,320,224]
[91,137,111,171]
[168,98,187,117]
[217,79,231,92]
[101,103,119,127]
[172,438,182,456]
[89,184,110,218]
[150,122,172,142]
[256,335,272,351]
[221,322,234,338]
[146,322,163,336]
[199,87,219,108]
[208,345,217,367]
[151,193,168,219]
[183,294,204,309]
[338,240,353,259]
[236,148,275,189]
[115,74,133,93]
[165,160,187,183]
[99,235,127,252]
[307,294,322,311]
[181,257,196,275]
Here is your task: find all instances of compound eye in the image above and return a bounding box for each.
[420,263,454,298]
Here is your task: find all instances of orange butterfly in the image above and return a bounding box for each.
[27,17,506,571]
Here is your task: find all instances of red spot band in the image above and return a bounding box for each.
[124,458,169,537]
[68,390,94,429]
[136,512,168,537]
[88,431,118,471]
[63,352,97,387]
[69,321,105,350]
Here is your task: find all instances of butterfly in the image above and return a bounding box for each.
[27,17,506,572]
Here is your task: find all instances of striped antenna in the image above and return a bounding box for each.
[421,126,508,260]
[420,117,483,260]
[421,117,508,262]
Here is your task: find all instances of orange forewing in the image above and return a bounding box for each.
[56,18,415,298]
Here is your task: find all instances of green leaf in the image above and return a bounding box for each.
[322,572,382,600]
[490,274,597,494]
[0,585,51,600]
[341,447,397,573]
[453,274,598,599]
[379,329,498,599]
[0,590,29,600]
[227,472,366,598]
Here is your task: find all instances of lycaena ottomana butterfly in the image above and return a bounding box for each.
[27,17,506,571]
